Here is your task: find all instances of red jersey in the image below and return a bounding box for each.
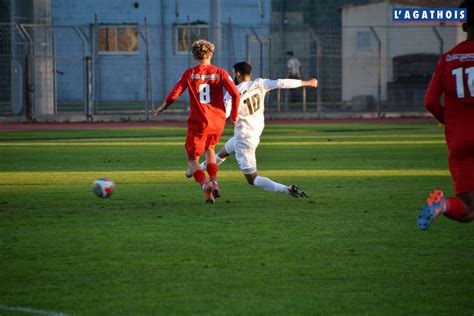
[165,64,240,134]
[425,40,474,150]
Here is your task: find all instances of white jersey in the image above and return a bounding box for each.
[225,78,303,145]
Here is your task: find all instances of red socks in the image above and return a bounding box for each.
[193,169,207,186]
[193,163,217,187]
[444,197,466,221]
[206,163,218,182]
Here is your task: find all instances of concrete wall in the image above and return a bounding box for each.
[342,2,464,104]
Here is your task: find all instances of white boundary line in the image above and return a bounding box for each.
[0,304,70,316]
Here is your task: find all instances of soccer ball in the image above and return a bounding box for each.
[92,178,115,198]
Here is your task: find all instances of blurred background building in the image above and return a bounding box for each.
[0,0,464,120]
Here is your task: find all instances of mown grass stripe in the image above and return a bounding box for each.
[0,140,445,146]
[0,169,450,185]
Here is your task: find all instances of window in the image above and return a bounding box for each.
[356,31,370,49]
[98,25,139,53]
[175,23,208,53]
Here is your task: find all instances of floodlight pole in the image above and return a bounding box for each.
[309,28,322,118]
[73,26,93,119]
[143,17,152,120]
[20,24,34,116]
[209,0,222,66]
[93,14,99,115]
[250,27,263,78]
[186,15,191,68]
[160,1,167,106]
[370,26,382,118]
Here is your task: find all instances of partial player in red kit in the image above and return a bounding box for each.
[418,0,474,229]
[154,40,240,203]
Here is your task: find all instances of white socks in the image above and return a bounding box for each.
[254,176,288,194]
[216,155,226,165]
[200,155,227,170]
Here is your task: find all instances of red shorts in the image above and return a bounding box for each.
[185,130,221,157]
[448,143,474,195]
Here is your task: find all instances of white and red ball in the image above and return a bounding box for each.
[92,178,115,198]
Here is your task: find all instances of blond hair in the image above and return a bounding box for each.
[191,39,215,61]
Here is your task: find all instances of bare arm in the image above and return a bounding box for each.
[154,72,188,117]
[301,78,317,88]
[153,100,173,116]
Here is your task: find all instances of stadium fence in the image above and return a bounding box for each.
[0,22,460,120]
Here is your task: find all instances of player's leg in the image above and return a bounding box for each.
[185,137,235,178]
[221,136,235,160]
[452,153,474,222]
[187,153,214,203]
[185,149,220,177]
[205,145,216,165]
[418,148,474,229]
[455,188,474,222]
[187,154,204,184]
[247,173,308,198]
[244,171,284,192]
[200,136,235,171]
[417,189,447,230]
[441,153,474,223]
[185,131,214,203]
[204,134,222,199]
[418,188,474,230]
[235,142,308,198]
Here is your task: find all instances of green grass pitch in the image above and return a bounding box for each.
[0,122,473,315]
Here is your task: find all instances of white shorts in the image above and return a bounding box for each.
[224,136,260,174]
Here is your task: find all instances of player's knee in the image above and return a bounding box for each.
[460,207,474,223]
[219,148,229,158]
[187,155,198,161]
[244,173,257,185]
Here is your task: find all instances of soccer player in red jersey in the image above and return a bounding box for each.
[418,0,474,229]
[154,40,240,203]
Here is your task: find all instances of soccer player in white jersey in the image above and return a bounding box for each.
[187,61,318,197]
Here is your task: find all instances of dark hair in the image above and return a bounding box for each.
[286,51,294,56]
[233,62,252,76]
[461,0,474,27]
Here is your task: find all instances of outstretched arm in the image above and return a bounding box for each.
[153,100,173,116]
[154,72,188,117]
[300,78,316,88]
[262,78,318,91]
